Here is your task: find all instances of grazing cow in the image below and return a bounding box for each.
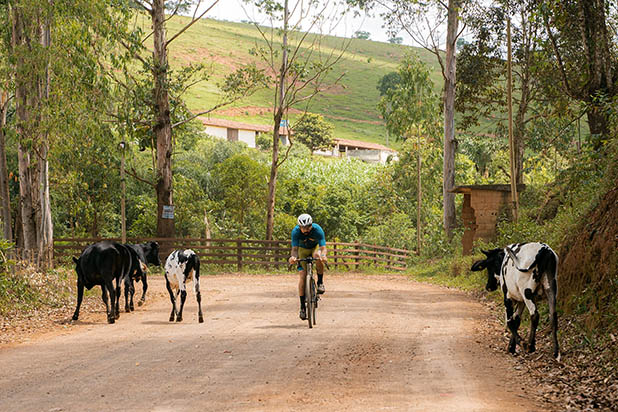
[124,241,161,308]
[164,249,204,323]
[72,241,127,324]
[471,242,560,359]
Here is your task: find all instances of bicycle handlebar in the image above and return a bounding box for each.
[292,256,330,270]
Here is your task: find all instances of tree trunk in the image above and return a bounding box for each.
[265,0,288,241]
[38,15,53,255]
[152,0,175,239]
[442,0,459,238]
[12,4,38,250]
[266,111,283,240]
[0,90,12,241]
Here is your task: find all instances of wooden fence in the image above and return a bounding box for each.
[53,238,411,271]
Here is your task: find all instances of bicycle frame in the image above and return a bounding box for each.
[296,256,320,328]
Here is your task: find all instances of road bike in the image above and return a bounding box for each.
[296,256,322,328]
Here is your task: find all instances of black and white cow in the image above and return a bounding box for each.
[471,242,560,359]
[124,241,161,308]
[72,241,127,323]
[164,249,203,323]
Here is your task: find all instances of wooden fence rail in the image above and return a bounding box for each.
[53,238,411,271]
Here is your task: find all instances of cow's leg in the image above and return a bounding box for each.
[505,298,525,354]
[101,283,115,324]
[165,278,176,322]
[72,279,84,321]
[129,278,135,311]
[114,281,121,319]
[526,292,540,353]
[195,274,204,323]
[546,277,560,359]
[523,283,540,353]
[138,275,148,306]
[124,277,131,313]
[177,285,187,322]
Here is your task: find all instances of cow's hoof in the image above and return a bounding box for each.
[107,318,115,324]
[130,305,135,311]
[125,308,131,313]
[138,300,144,307]
[72,314,79,321]
[169,316,175,322]
[198,316,204,323]
[527,344,536,353]
[176,316,183,322]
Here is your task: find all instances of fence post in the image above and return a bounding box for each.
[236,239,242,271]
[355,241,361,269]
[333,243,338,265]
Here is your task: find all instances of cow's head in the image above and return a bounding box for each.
[144,241,161,266]
[471,248,505,292]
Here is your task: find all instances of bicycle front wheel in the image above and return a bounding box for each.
[310,277,317,325]
[305,267,313,328]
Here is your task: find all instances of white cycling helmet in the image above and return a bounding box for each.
[297,213,313,227]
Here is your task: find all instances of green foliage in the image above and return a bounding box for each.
[376,71,402,97]
[362,212,416,250]
[292,113,335,153]
[353,30,371,40]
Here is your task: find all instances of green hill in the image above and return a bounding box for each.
[160,15,442,148]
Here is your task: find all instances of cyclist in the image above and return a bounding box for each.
[288,213,327,320]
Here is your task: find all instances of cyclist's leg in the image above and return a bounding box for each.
[311,246,325,293]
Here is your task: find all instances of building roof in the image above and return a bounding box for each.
[334,138,397,152]
[199,117,289,135]
[451,184,526,193]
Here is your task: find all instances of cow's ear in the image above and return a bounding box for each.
[471,259,487,271]
[481,249,491,256]
[72,257,79,264]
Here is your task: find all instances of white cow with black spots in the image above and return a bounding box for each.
[471,242,560,359]
[164,249,204,323]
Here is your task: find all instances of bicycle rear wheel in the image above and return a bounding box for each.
[305,265,313,328]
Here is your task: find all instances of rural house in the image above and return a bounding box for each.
[200,117,290,148]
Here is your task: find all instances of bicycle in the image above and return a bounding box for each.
[295,256,325,328]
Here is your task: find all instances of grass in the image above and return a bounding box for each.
[144,15,441,147]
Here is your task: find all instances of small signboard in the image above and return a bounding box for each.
[162,205,174,219]
[280,119,289,128]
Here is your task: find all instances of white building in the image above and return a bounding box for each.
[199,117,289,148]
[315,138,398,164]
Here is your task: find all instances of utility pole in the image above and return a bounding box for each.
[507,17,519,221]
[120,141,126,243]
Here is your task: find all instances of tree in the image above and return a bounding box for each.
[122,1,264,239]
[378,52,441,253]
[539,0,617,149]
[245,0,352,240]
[292,113,335,154]
[354,30,371,39]
[356,0,468,237]
[388,36,403,44]
[376,71,402,96]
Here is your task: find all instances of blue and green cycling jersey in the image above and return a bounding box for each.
[291,223,326,249]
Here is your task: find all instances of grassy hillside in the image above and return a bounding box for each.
[155,14,442,147]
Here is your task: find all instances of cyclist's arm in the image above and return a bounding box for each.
[318,245,327,261]
[289,246,299,264]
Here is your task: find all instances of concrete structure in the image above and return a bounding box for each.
[451,184,525,255]
[315,138,398,164]
[199,117,290,148]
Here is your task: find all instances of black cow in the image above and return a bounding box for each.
[118,244,147,313]
[72,241,127,324]
[124,241,161,308]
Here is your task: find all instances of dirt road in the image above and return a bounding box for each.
[0,273,546,411]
